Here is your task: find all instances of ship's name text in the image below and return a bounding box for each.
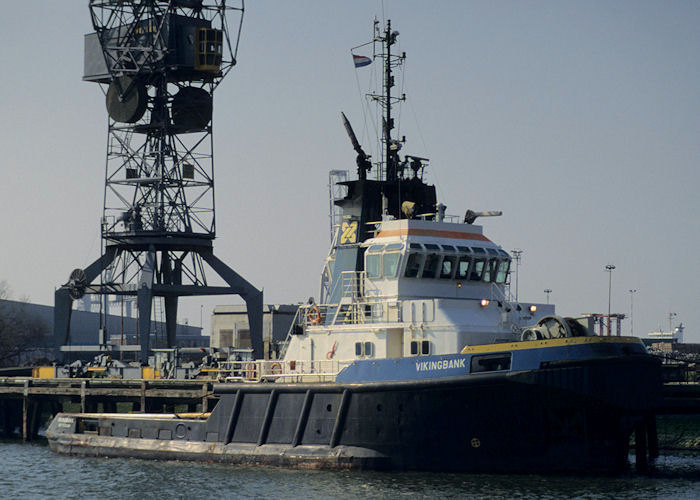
[415,358,466,372]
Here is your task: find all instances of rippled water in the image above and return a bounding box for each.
[1,439,698,499]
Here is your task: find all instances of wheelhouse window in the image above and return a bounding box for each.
[383,243,403,278]
[495,260,510,284]
[422,254,440,278]
[456,255,471,280]
[366,254,381,278]
[470,259,486,281]
[398,243,510,284]
[405,252,423,278]
[440,255,457,279]
[365,245,384,279]
[483,259,499,283]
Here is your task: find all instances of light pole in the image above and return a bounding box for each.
[544,289,552,304]
[668,312,677,333]
[511,249,523,302]
[629,289,636,336]
[605,264,615,336]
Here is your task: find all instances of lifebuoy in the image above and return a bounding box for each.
[270,362,282,375]
[245,362,258,379]
[307,306,321,324]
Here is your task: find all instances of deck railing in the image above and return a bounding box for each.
[219,359,351,383]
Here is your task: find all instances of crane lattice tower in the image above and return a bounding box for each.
[54,0,262,364]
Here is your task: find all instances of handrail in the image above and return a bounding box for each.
[220,359,351,383]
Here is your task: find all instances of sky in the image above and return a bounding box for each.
[0,1,698,341]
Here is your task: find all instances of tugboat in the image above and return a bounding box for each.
[47,19,661,473]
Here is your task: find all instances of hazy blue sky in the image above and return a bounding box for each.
[0,1,698,341]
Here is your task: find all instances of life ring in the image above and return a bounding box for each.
[270,362,282,375]
[307,306,321,324]
[245,362,258,380]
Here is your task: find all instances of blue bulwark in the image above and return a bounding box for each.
[337,354,472,383]
[336,339,648,383]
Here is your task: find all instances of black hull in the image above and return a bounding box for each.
[47,356,661,473]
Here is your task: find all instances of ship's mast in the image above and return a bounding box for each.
[372,19,405,182]
[383,20,393,180]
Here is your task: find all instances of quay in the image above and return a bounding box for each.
[659,383,700,414]
[0,377,216,441]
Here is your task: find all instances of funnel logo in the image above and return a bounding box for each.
[340,221,358,244]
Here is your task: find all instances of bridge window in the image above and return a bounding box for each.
[382,252,399,277]
[422,254,440,278]
[456,256,471,280]
[405,253,423,278]
[495,260,510,284]
[470,259,485,281]
[383,243,403,278]
[365,245,386,279]
[440,256,456,279]
[483,259,499,283]
[366,253,381,278]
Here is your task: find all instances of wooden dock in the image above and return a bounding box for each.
[0,377,216,441]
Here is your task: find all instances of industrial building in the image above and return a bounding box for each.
[210,304,298,359]
[0,298,206,365]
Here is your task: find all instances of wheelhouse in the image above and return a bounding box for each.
[363,238,511,286]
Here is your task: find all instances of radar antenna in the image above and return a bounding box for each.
[341,112,372,180]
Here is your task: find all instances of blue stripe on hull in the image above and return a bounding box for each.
[336,340,647,383]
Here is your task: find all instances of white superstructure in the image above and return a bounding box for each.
[283,218,554,364]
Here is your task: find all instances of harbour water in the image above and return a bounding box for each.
[2,439,697,499]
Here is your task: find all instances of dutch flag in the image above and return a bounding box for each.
[353,54,372,68]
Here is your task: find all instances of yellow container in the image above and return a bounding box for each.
[141,366,160,379]
[32,366,55,379]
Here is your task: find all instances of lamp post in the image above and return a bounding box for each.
[629,289,637,336]
[605,264,615,336]
[511,249,523,302]
[544,288,552,304]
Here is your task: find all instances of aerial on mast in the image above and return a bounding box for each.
[369,19,406,182]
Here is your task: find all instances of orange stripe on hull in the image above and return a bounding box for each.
[376,228,492,242]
